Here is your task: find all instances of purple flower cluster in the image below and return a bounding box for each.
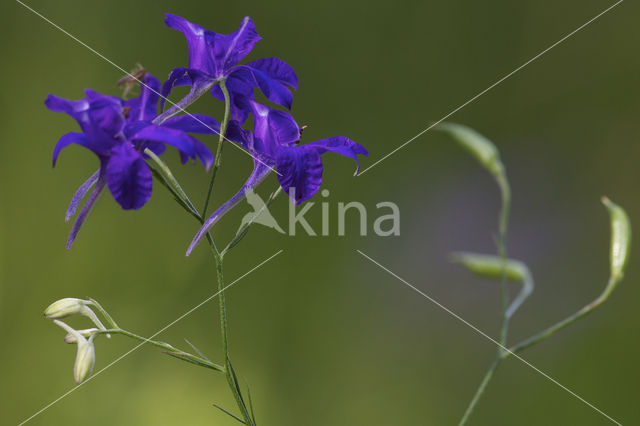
[47,14,368,251]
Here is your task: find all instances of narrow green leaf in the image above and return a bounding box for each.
[213,404,246,424]
[183,338,211,362]
[144,148,201,219]
[163,351,224,372]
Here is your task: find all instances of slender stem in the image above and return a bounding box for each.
[202,78,230,219]
[496,175,511,349]
[459,172,511,426]
[459,359,500,425]
[208,243,254,425]
[503,277,616,358]
[87,298,119,329]
[195,80,254,425]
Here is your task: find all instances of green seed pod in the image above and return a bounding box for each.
[451,252,526,282]
[434,122,505,181]
[602,197,631,282]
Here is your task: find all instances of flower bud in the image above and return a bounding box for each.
[54,320,96,384]
[44,298,87,319]
[44,298,107,332]
[74,335,96,384]
[64,328,98,344]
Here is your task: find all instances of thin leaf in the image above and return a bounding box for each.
[163,351,224,372]
[183,338,211,362]
[213,404,246,424]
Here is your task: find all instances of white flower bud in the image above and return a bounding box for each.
[53,320,96,384]
[44,298,107,333]
[44,298,87,319]
[74,336,96,384]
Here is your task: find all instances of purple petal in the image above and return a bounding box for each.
[139,141,167,157]
[225,120,253,150]
[82,90,126,136]
[160,68,215,114]
[164,14,261,77]
[130,123,213,169]
[45,94,89,119]
[275,146,323,204]
[216,17,261,72]
[165,14,218,75]
[238,58,298,109]
[245,57,298,90]
[125,73,161,122]
[306,136,369,175]
[52,132,96,166]
[67,175,106,250]
[211,68,255,123]
[162,114,220,135]
[186,161,271,255]
[46,93,125,147]
[105,143,153,210]
[66,170,100,221]
[250,102,300,158]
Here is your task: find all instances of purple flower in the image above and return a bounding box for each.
[46,73,218,248]
[186,101,368,255]
[161,14,298,123]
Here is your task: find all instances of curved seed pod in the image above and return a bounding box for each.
[452,252,534,318]
[434,123,506,183]
[602,196,631,283]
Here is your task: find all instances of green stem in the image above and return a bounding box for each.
[196,79,253,425]
[459,172,511,426]
[503,277,616,358]
[202,78,230,219]
[459,359,500,425]
[87,298,119,329]
[497,175,511,349]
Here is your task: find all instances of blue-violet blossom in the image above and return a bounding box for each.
[186,101,368,255]
[161,14,298,123]
[46,73,219,249]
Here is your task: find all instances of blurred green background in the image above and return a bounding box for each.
[1,0,639,424]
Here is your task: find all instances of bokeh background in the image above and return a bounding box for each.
[1,0,639,424]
